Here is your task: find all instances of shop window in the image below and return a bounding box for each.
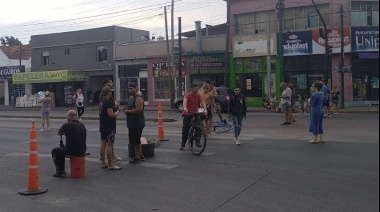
[154,78,170,100]
[234,10,275,35]
[351,1,379,26]
[119,65,139,77]
[236,73,262,98]
[283,4,329,31]
[97,46,107,62]
[42,51,49,66]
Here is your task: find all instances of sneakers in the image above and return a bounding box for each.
[46,128,50,131]
[281,122,292,126]
[140,154,145,162]
[233,139,236,144]
[53,171,67,178]
[128,158,140,164]
[40,129,45,131]
[235,140,241,145]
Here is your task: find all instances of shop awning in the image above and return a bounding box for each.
[12,70,86,84]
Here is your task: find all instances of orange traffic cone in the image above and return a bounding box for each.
[157,103,169,141]
[19,120,48,196]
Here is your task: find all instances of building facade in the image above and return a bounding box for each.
[26,26,149,106]
[230,0,379,107]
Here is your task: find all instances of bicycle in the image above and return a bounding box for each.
[212,120,235,134]
[184,108,207,156]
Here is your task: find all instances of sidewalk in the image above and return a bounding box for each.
[0,105,377,121]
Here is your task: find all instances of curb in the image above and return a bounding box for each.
[0,115,177,122]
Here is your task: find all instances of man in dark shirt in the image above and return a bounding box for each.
[52,110,87,178]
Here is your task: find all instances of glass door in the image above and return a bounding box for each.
[139,78,148,105]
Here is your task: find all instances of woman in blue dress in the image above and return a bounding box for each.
[309,82,325,144]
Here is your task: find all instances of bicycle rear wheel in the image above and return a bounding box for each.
[214,124,233,134]
[188,125,207,156]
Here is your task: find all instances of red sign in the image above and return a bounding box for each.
[312,27,350,54]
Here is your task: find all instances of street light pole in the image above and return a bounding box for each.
[276,0,285,83]
[223,0,231,88]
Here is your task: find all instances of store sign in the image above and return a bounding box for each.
[188,55,225,74]
[351,26,379,52]
[312,27,351,54]
[233,33,277,58]
[151,61,186,77]
[282,31,313,56]
[12,70,86,84]
[0,66,25,79]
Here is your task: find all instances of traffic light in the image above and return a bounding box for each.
[326,45,333,56]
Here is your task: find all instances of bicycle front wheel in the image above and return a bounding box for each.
[188,125,207,156]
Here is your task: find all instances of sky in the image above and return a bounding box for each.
[0,0,227,44]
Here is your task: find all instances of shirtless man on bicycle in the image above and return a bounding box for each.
[181,84,207,150]
[199,84,213,135]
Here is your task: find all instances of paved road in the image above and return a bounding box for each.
[0,112,378,211]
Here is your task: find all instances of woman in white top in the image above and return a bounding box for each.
[72,88,85,120]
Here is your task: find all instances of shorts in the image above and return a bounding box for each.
[282,103,290,114]
[332,100,339,105]
[41,108,50,116]
[129,128,143,145]
[100,129,116,144]
[323,100,330,107]
[206,105,213,119]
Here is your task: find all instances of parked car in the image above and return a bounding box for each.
[174,87,233,113]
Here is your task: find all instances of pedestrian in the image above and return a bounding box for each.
[123,83,146,164]
[299,93,306,117]
[289,84,297,123]
[99,78,122,162]
[39,91,51,131]
[99,86,121,170]
[309,82,325,144]
[72,88,85,121]
[228,86,247,145]
[330,86,340,114]
[86,88,92,106]
[199,84,213,135]
[52,110,87,177]
[320,80,331,118]
[279,82,292,126]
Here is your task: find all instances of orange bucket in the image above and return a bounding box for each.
[69,156,85,178]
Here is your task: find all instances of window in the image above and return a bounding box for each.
[119,64,146,77]
[283,4,330,31]
[97,46,108,62]
[154,78,170,100]
[351,1,379,26]
[65,49,70,55]
[42,51,49,66]
[234,10,275,35]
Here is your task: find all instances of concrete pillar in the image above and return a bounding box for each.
[4,80,9,106]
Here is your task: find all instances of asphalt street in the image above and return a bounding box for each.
[0,111,378,212]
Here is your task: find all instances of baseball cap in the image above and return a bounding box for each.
[128,82,137,88]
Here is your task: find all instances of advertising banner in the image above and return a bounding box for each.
[351,26,379,52]
[282,31,313,56]
[0,66,25,79]
[188,55,225,74]
[312,27,350,54]
[12,70,86,84]
[152,61,187,77]
[233,33,277,58]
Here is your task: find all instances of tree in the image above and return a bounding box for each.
[0,36,23,46]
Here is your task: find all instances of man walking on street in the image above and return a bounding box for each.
[279,82,292,126]
[123,83,145,164]
[228,86,247,145]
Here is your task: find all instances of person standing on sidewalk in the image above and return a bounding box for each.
[99,86,121,170]
[309,82,325,144]
[99,78,122,162]
[330,86,340,114]
[52,110,87,177]
[72,88,85,121]
[320,80,331,118]
[123,83,145,164]
[39,91,51,131]
[279,82,292,126]
[228,86,247,145]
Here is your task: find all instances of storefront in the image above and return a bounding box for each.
[232,33,279,106]
[149,58,187,106]
[188,54,226,87]
[12,70,86,107]
[350,26,379,106]
[0,66,25,105]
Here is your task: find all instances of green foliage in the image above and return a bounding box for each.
[0,36,23,46]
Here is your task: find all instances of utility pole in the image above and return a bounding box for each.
[223,0,231,88]
[19,44,22,97]
[339,5,345,109]
[170,0,175,106]
[178,17,183,97]
[164,6,173,107]
[276,0,285,83]
[311,0,329,83]
[266,12,272,97]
